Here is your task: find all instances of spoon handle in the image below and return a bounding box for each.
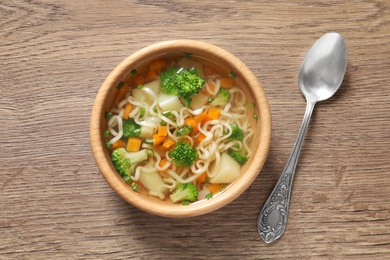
[258,99,316,243]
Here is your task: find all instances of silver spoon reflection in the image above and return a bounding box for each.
[257,32,348,243]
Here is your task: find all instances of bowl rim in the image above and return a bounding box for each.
[90,40,272,218]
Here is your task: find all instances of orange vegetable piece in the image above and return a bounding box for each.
[159,157,173,169]
[207,107,220,121]
[197,133,206,145]
[152,134,166,146]
[110,139,126,150]
[184,118,198,133]
[122,103,133,119]
[204,65,217,76]
[157,125,168,137]
[196,173,207,183]
[194,111,208,125]
[133,74,145,86]
[220,77,235,88]
[204,82,215,96]
[149,59,166,71]
[208,183,221,194]
[146,70,157,81]
[162,138,175,149]
[126,137,142,152]
[115,82,129,103]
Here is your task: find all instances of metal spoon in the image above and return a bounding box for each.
[257,32,348,243]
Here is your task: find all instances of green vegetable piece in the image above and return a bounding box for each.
[140,108,146,116]
[246,102,256,109]
[111,148,149,178]
[160,67,205,106]
[211,87,231,106]
[116,81,125,89]
[176,124,193,136]
[105,141,111,149]
[104,130,110,138]
[105,112,113,119]
[123,118,141,138]
[131,69,138,75]
[253,113,258,120]
[227,148,248,166]
[168,141,198,168]
[228,72,237,79]
[181,200,190,205]
[170,182,198,203]
[228,123,245,141]
[205,192,213,200]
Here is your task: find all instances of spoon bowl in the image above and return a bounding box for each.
[258,32,347,243]
[299,32,348,102]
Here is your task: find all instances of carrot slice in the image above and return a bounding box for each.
[122,103,133,119]
[126,137,142,152]
[152,134,166,146]
[204,82,215,96]
[146,70,157,81]
[196,173,207,183]
[184,118,198,133]
[115,82,129,103]
[220,77,235,88]
[162,138,175,149]
[133,74,145,86]
[110,139,126,150]
[207,107,220,121]
[208,183,221,194]
[197,133,206,145]
[157,125,168,137]
[194,111,208,125]
[149,59,166,71]
[204,65,217,76]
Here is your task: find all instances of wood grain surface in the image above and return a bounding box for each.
[1,0,389,259]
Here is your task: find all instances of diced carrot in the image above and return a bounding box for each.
[197,133,206,145]
[126,137,142,152]
[133,74,145,86]
[207,107,220,121]
[196,173,207,183]
[184,118,198,133]
[194,111,208,125]
[162,138,175,149]
[115,82,129,102]
[157,125,168,137]
[122,103,133,119]
[220,77,235,88]
[146,70,157,81]
[110,139,126,150]
[152,134,166,146]
[208,183,221,194]
[159,157,173,169]
[204,82,215,96]
[204,65,217,76]
[149,59,166,71]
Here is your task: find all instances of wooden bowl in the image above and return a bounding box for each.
[90,40,271,218]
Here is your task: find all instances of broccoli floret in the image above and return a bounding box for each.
[176,124,193,136]
[111,148,149,178]
[227,123,245,141]
[160,67,205,106]
[211,87,231,106]
[170,182,198,203]
[123,118,141,139]
[227,148,248,166]
[168,141,198,168]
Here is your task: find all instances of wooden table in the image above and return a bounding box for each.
[1,0,389,259]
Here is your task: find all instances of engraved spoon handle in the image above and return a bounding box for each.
[257,99,316,243]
